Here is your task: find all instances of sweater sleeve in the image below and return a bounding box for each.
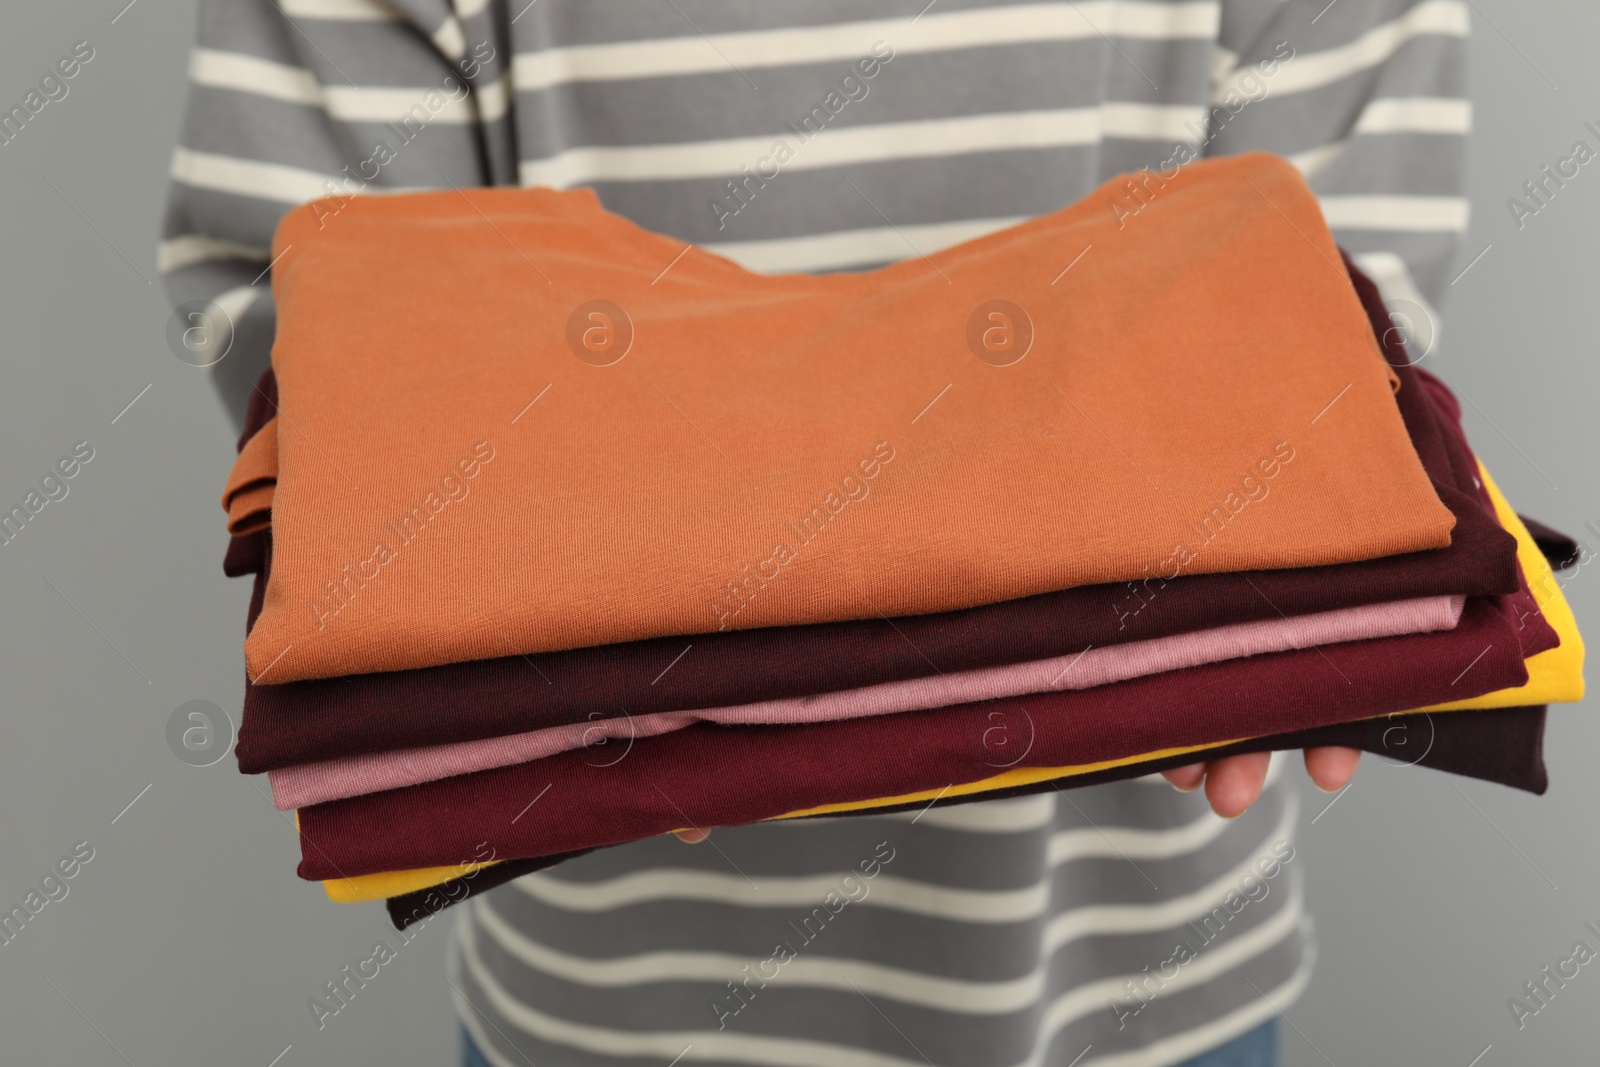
[160,0,510,429]
[1207,0,1470,356]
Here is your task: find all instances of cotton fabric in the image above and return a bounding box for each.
[242,153,1459,683]
[338,702,1552,919]
[294,587,1530,881]
[270,595,1464,808]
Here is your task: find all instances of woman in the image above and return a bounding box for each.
[163,1,1466,1062]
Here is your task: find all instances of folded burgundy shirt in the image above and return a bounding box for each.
[231,262,1522,773]
[382,702,1550,930]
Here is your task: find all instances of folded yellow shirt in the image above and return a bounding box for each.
[1420,463,1584,710]
[323,460,1583,904]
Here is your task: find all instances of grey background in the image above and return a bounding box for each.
[0,2,1594,1064]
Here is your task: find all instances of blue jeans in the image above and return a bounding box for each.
[462,1020,1277,1066]
[1174,1020,1278,1067]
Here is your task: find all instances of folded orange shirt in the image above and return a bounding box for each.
[243,152,1453,683]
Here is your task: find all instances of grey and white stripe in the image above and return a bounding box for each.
[162,1,1467,1062]
[450,774,1309,1067]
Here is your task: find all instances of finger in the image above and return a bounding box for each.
[1204,751,1272,819]
[1161,763,1207,792]
[673,827,711,843]
[1303,746,1361,793]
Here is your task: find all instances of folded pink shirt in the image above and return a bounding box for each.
[268,592,1464,807]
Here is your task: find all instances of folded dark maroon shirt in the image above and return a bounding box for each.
[231,261,1523,773]
[382,702,1550,930]
[1518,515,1583,572]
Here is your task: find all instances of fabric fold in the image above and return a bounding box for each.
[366,704,1553,926]
[268,594,1466,809]
[221,416,277,531]
[293,586,1530,881]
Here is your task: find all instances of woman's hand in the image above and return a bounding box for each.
[1162,746,1360,818]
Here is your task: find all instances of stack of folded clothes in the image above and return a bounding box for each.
[218,153,1584,930]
